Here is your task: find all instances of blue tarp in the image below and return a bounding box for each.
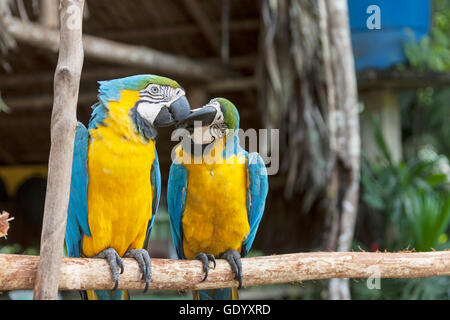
[348,0,431,70]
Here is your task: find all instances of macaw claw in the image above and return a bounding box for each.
[124,249,152,293]
[93,248,124,291]
[194,252,216,282]
[220,250,243,289]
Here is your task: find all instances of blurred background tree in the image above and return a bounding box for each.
[258,0,360,299]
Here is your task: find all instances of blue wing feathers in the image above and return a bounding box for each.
[242,152,268,256]
[146,147,161,240]
[66,101,106,258]
[151,147,161,218]
[65,122,91,257]
[167,163,188,259]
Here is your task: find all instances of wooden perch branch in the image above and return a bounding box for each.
[1,252,448,291]
[3,16,233,81]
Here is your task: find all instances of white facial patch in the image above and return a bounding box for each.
[136,85,185,124]
[189,99,228,144]
[191,123,215,145]
[136,101,164,124]
[208,100,223,122]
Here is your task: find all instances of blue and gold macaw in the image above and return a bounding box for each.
[167,98,268,300]
[65,75,190,300]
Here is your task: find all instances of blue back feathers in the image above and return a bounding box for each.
[167,162,188,259]
[242,152,268,256]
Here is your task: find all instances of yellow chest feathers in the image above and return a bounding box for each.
[175,145,250,259]
[82,91,155,257]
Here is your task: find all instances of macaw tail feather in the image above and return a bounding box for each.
[193,288,239,300]
[83,290,130,300]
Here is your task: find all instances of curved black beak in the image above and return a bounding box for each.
[153,95,191,127]
[178,106,217,128]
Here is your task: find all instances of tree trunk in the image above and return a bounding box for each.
[322,0,360,299]
[258,0,360,299]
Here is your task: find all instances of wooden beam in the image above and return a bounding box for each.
[4,76,259,111]
[4,91,97,111]
[1,252,449,291]
[0,56,256,89]
[182,0,222,56]
[3,17,234,81]
[40,0,59,29]
[4,76,259,110]
[96,19,260,42]
[0,116,51,127]
[0,144,16,165]
[357,69,450,91]
[207,77,257,92]
[33,0,85,300]
[222,55,257,70]
[0,67,148,88]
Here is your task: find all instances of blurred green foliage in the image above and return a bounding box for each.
[400,1,450,159]
[360,122,450,252]
[354,1,450,298]
[400,87,450,160]
[352,277,450,300]
[0,243,39,255]
[404,28,450,71]
[403,0,450,72]
[354,123,450,299]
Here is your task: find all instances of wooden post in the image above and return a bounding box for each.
[360,89,402,163]
[33,0,85,300]
[2,252,449,291]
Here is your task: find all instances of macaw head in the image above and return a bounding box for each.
[98,74,191,140]
[178,97,240,148]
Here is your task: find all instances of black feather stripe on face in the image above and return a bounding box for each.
[139,85,174,103]
[130,103,158,141]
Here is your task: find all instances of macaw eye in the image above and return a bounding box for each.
[150,86,159,94]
